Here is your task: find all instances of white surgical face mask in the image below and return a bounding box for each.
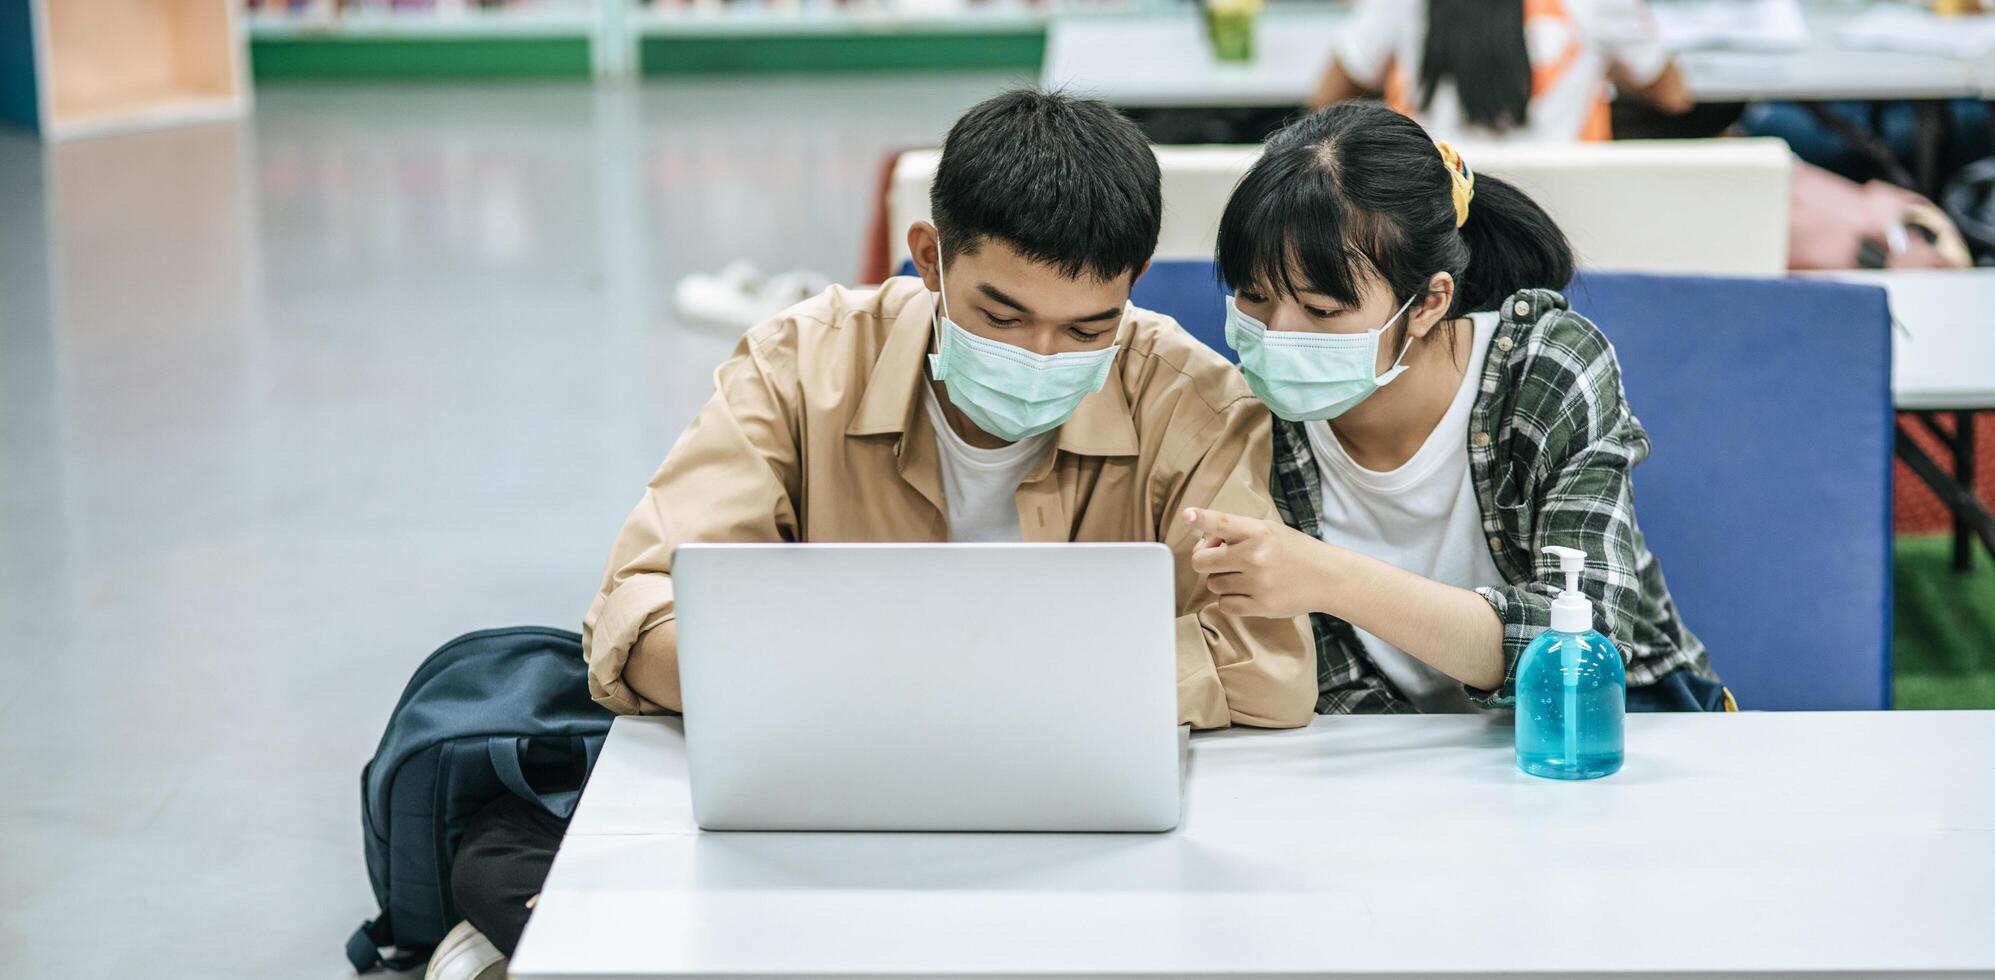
[926,243,1121,442]
[1224,289,1421,422]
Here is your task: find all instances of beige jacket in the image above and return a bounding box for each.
[582,278,1315,729]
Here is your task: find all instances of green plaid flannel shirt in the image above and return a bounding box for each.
[1270,288,1715,714]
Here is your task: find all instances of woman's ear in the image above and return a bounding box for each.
[1406,271,1456,339]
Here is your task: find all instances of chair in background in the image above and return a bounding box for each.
[888,140,1888,709]
[1134,264,1897,711]
[884,139,1794,280]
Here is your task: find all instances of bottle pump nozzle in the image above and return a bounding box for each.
[1541,546,1592,633]
[1543,546,1586,595]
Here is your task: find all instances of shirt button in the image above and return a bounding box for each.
[1488,535,1504,552]
[1512,299,1531,318]
[1495,335,1514,353]
[1472,431,1492,449]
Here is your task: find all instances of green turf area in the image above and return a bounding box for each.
[1893,535,1995,709]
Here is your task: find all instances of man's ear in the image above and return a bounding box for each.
[1407,271,1456,339]
[907,222,941,292]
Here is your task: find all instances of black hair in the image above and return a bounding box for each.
[1216,101,1574,319]
[1419,0,1532,131]
[931,88,1161,283]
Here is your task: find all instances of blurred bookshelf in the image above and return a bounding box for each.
[239,0,1180,78]
[634,2,1060,74]
[245,0,603,78]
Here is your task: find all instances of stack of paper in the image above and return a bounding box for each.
[1648,0,1810,52]
[1834,4,1995,59]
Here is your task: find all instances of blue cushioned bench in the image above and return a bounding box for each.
[894,261,1895,709]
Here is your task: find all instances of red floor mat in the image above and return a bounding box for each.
[1895,410,1995,533]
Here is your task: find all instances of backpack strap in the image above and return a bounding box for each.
[488,736,584,818]
[346,916,423,974]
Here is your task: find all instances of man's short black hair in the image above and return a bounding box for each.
[931,88,1161,283]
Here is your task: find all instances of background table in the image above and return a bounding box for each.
[511,712,1995,979]
[1042,6,1993,112]
[1821,269,1995,571]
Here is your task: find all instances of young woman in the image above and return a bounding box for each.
[1314,0,1691,142]
[1182,102,1725,713]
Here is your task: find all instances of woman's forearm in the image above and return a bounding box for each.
[1307,543,1506,691]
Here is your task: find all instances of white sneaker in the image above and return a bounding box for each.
[674,261,831,330]
[424,920,507,980]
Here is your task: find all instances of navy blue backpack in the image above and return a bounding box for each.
[346,626,613,973]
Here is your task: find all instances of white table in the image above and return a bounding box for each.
[1818,269,1995,571]
[1818,269,1995,413]
[1042,5,1992,110]
[511,712,1995,979]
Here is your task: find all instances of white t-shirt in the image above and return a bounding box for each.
[920,382,1055,543]
[1334,0,1670,143]
[1304,312,1504,713]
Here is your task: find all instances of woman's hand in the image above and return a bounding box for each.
[1183,507,1506,690]
[1181,507,1334,619]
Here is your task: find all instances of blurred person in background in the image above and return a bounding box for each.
[1315,0,1973,271]
[1313,0,1692,142]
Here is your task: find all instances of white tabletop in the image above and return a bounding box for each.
[1042,5,1990,110]
[512,712,1995,978]
[1811,269,1995,412]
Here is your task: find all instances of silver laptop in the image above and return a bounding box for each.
[672,542,1182,832]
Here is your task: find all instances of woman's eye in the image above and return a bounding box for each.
[1306,306,1337,318]
[1239,291,1268,304]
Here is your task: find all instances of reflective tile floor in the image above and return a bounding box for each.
[0,74,1023,978]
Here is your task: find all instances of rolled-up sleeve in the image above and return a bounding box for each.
[1594,0,1672,87]
[1161,397,1317,730]
[582,323,802,714]
[1469,368,1649,709]
[1332,0,1402,90]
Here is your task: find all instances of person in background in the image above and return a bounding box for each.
[431,89,1316,980]
[1787,153,1975,270]
[1182,102,1726,714]
[1314,0,1692,142]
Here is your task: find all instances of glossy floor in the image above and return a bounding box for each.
[0,75,1023,978]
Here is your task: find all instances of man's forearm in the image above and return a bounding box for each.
[623,619,684,713]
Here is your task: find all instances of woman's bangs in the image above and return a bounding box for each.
[1217,166,1380,305]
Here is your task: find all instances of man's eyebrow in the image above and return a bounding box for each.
[977,283,1031,314]
[977,284,1121,324]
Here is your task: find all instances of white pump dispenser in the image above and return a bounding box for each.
[1542,546,1593,633]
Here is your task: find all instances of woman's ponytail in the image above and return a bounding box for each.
[1451,172,1574,315]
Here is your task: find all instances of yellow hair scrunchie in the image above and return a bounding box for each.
[1435,141,1475,228]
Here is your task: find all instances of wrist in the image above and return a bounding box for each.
[1305,536,1356,618]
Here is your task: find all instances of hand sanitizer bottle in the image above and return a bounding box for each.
[1515,546,1625,780]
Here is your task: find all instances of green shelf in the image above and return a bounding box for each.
[251,36,594,80]
[639,29,1045,75]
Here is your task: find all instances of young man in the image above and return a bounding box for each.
[582,89,1312,728]
[437,89,1313,976]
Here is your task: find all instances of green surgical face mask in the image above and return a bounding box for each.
[926,247,1121,442]
[1224,290,1420,422]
